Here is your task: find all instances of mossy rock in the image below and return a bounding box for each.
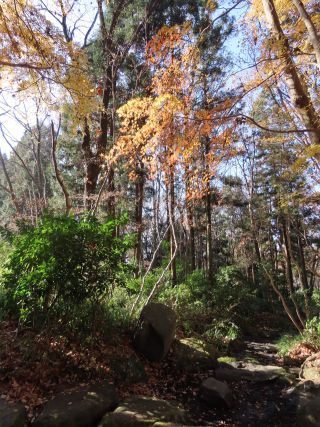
[32,383,118,427]
[172,337,218,372]
[98,396,188,426]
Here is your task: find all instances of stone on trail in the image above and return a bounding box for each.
[32,383,118,427]
[297,396,320,427]
[0,399,26,427]
[172,337,218,372]
[200,377,233,408]
[98,396,188,426]
[134,302,176,362]
[301,354,320,383]
[286,380,320,427]
[216,361,291,383]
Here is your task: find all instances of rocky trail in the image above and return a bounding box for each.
[150,338,301,426]
[1,304,320,426]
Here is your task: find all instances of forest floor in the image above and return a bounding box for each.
[0,320,304,426]
[148,338,300,426]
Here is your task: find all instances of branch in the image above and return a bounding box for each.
[82,11,98,48]
[0,61,51,70]
[230,114,319,134]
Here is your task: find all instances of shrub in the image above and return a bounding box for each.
[2,214,132,324]
[203,320,240,352]
[303,316,320,349]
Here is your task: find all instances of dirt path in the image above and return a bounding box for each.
[151,339,300,426]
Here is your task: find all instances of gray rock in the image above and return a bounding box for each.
[172,338,218,372]
[98,396,187,426]
[0,399,26,427]
[32,383,118,427]
[301,353,320,383]
[297,396,320,427]
[134,303,176,362]
[302,367,320,383]
[285,380,320,426]
[216,361,291,383]
[200,378,232,408]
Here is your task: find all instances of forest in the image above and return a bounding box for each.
[0,0,319,426]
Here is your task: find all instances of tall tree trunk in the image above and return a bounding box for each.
[296,218,311,318]
[187,201,196,272]
[281,216,305,327]
[185,169,196,272]
[169,167,177,286]
[291,0,320,71]
[51,122,72,215]
[134,161,144,276]
[262,0,320,150]
[205,138,214,281]
[0,149,20,214]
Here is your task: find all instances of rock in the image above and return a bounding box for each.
[297,396,320,427]
[302,367,320,383]
[109,354,147,385]
[227,338,246,354]
[301,353,320,383]
[98,396,187,426]
[32,383,118,427]
[0,399,26,427]
[216,361,292,383]
[200,377,232,408]
[172,338,218,372]
[134,302,176,362]
[285,380,320,426]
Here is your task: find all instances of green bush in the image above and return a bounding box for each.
[276,334,303,356]
[2,214,132,324]
[304,316,320,349]
[277,317,320,356]
[203,320,240,351]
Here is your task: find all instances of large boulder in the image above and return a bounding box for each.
[301,354,320,383]
[200,377,233,408]
[172,338,218,372]
[285,380,320,427]
[98,396,188,426]
[297,395,320,427]
[0,399,26,427]
[32,383,118,427]
[134,303,176,362]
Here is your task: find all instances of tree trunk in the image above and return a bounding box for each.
[0,149,21,214]
[134,161,144,275]
[185,169,196,272]
[205,138,214,281]
[169,167,177,286]
[291,0,320,71]
[262,0,320,150]
[281,216,305,327]
[51,122,72,215]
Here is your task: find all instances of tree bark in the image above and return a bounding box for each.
[0,149,21,214]
[169,167,177,286]
[291,0,320,72]
[134,161,145,275]
[51,122,72,215]
[205,137,214,281]
[262,0,320,150]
